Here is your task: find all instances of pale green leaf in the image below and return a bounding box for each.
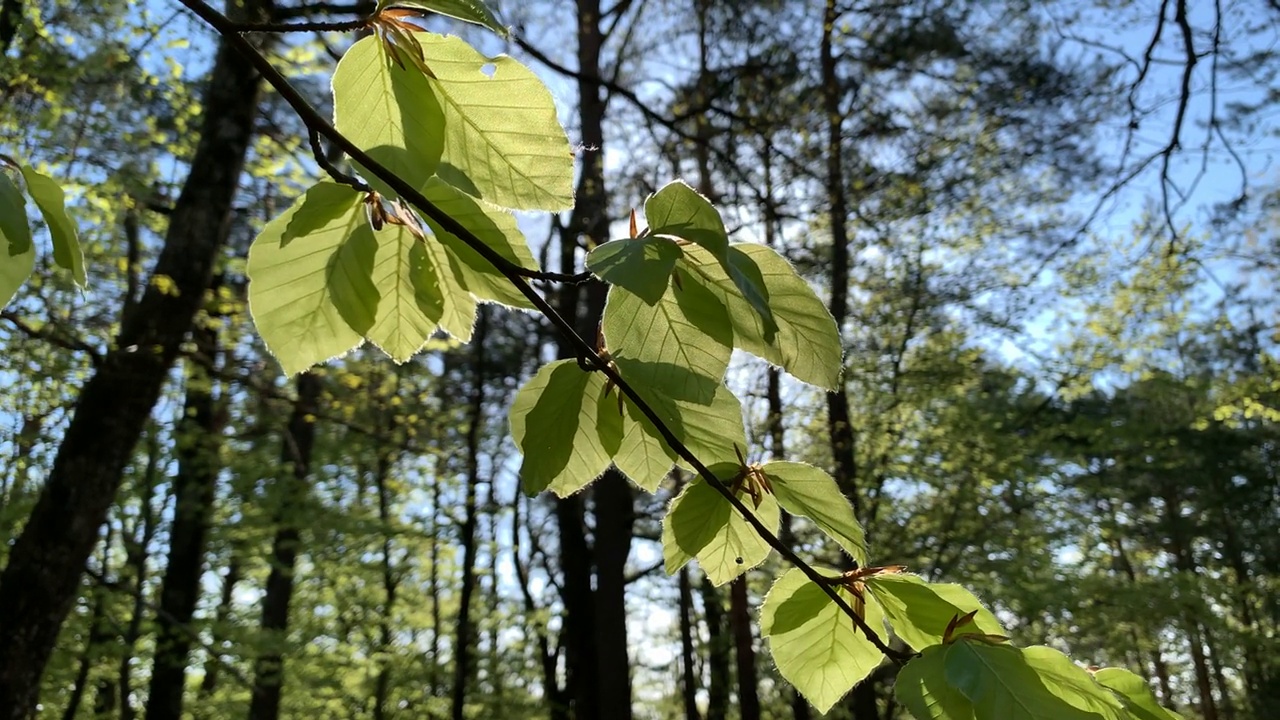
[587,237,683,304]
[762,461,867,565]
[1094,668,1183,720]
[509,360,621,496]
[649,384,747,469]
[614,396,677,492]
[418,228,478,342]
[682,244,841,389]
[645,181,729,260]
[364,225,436,362]
[333,35,444,198]
[418,32,574,210]
[605,281,731,404]
[761,568,887,714]
[378,0,508,37]
[0,173,34,308]
[248,183,378,375]
[945,643,1128,720]
[662,473,778,585]
[420,178,537,309]
[895,646,976,720]
[864,574,1004,652]
[19,165,85,287]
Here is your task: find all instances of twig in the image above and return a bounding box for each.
[308,127,371,193]
[176,0,906,661]
[1,310,104,367]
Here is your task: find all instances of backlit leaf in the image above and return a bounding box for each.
[0,173,34,308]
[944,643,1128,720]
[20,165,85,287]
[761,568,887,714]
[333,35,445,198]
[662,472,778,585]
[1094,668,1183,720]
[614,396,677,492]
[645,181,729,261]
[378,0,508,37]
[509,360,621,496]
[364,224,437,362]
[762,461,867,565]
[864,574,1004,652]
[587,237,683,304]
[896,645,976,720]
[248,183,378,374]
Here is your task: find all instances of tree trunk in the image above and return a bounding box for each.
[144,318,224,720]
[452,311,489,720]
[373,387,400,720]
[120,434,163,720]
[0,1,272,712]
[62,537,114,720]
[729,577,761,720]
[197,556,241,704]
[678,567,701,720]
[247,372,321,720]
[700,578,729,720]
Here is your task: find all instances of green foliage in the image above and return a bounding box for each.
[376,0,510,38]
[0,163,85,307]
[762,461,868,565]
[18,165,86,288]
[760,568,887,714]
[863,574,1003,651]
[662,473,779,585]
[0,172,35,308]
[1094,669,1184,720]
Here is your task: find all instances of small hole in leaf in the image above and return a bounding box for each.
[480,63,497,78]
[735,557,744,564]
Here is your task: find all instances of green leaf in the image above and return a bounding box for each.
[0,173,35,308]
[944,643,1128,720]
[420,177,538,310]
[682,244,842,389]
[604,281,732,404]
[333,35,445,198]
[587,237,683,305]
[651,384,747,470]
[726,246,778,341]
[662,473,778,585]
[645,181,729,260]
[248,183,378,375]
[418,32,574,211]
[378,0,508,37]
[1094,668,1183,720]
[417,229,478,342]
[509,360,621,496]
[614,396,677,492]
[761,568,887,714]
[863,574,1004,651]
[19,165,85,288]
[762,461,867,565]
[364,225,436,362]
[896,645,976,720]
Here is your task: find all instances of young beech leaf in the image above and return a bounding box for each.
[662,473,778,586]
[377,0,509,38]
[587,237,683,305]
[894,645,974,720]
[646,384,748,471]
[333,34,445,198]
[761,568,887,714]
[416,33,575,211]
[1093,668,1184,720]
[944,643,1128,720]
[761,461,868,565]
[19,165,86,288]
[420,178,539,310]
[0,173,35,308]
[643,182,777,334]
[509,360,622,496]
[614,395,677,492]
[248,183,377,375]
[604,281,732,404]
[862,574,1004,652]
[680,244,842,390]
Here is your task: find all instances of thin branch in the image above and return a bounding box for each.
[308,127,371,193]
[232,16,368,32]
[1,310,104,367]
[177,0,907,662]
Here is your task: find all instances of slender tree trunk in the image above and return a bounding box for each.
[1163,490,1219,720]
[452,311,489,720]
[700,578,730,720]
[373,391,400,720]
[429,469,443,696]
[120,434,162,720]
[729,578,761,720]
[554,497,600,717]
[0,2,273,713]
[678,567,701,720]
[63,535,114,720]
[197,556,241,704]
[511,495,569,720]
[593,474,635,720]
[247,372,321,720]
[145,318,224,720]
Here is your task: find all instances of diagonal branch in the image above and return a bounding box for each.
[177,0,908,662]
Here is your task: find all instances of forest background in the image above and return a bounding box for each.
[0,0,1277,719]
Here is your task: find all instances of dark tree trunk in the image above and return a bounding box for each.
[554,497,600,717]
[197,556,241,704]
[512,495,569,720]
[144,319,224,720]
[700,578,729,720]
[729,578,761,720]
[247,372,321,720]
[452,311,488,720]
[678,567,701,720]
[120,435,163,720]
[0,1,272,713]
[62,537,114,720]
[373,394,400,720]
[594,473,635,720]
